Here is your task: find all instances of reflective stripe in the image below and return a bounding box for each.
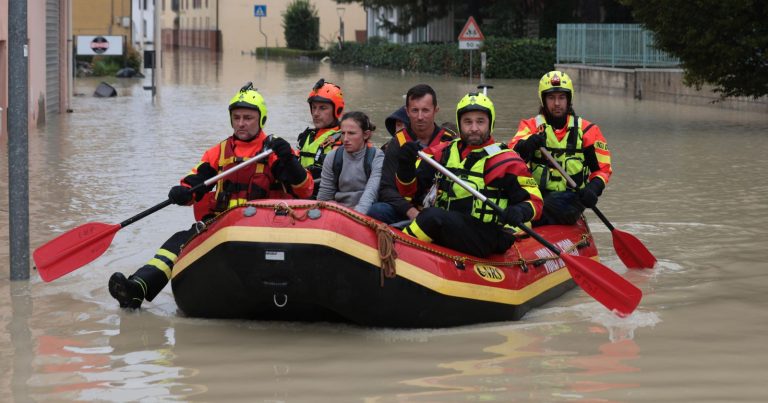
[298,127,340,169]
[436,139,512,225]
[148,249,176,280]
[530,116,587,192]
[404,221,432,242]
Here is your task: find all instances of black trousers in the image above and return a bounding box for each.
[414,207,514,258]
[131,224,198,301]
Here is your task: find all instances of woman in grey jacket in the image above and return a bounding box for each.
[317,111,384,214]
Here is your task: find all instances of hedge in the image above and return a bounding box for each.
[329,37,556,79]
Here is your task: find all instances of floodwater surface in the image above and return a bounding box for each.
[1,49,767,402]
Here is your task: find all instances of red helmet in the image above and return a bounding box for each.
[307,78,344,119]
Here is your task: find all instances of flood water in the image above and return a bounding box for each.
[2,49,767,402]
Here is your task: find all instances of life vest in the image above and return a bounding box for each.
[530,114,593,192]
[332,145,376,188]
[193,137,285,221]
[434,139,514,226]
[297,126,341,179]
[394,126,454,148]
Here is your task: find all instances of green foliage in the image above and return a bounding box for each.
[253,47,329,59]
[622,0,768,98]
[329,37,555,79]
[282,0,320,51]
[91,57,122,76]
[75,43,141,77]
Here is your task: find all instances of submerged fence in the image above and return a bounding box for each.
[557,24,680,68]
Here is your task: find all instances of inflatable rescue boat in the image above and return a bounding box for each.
[171,200,598,328]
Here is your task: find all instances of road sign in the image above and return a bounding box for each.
[254,4,267,17]
[458,16,484,50]
[76,36,124,56]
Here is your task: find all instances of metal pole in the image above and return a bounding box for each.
[480,51,486,83]
[469,50,473,83]
[259,17,268,59]
[9,0,30,280]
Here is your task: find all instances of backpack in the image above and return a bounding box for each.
[332,147,376,188]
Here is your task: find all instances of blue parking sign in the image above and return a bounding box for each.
[254,5,267,17]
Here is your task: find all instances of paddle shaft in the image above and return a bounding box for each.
[119,149,274,229]
[417,150,642,315]
[417,151,563,256]
[538,147,615,230]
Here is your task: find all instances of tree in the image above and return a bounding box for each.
[622,0,768,99]
[338,0,632,38]
[283,0,320,50]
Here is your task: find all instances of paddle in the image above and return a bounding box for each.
[538,147,657,269]
[33,149,274,282]
[417,150,641,316]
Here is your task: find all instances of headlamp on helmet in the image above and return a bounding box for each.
[228,82,268,127]
[307,78,345,119]
[456,92,496,132]
[538,70,575,106]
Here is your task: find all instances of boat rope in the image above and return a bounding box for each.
[191,202,593,278]
[370,221,398,286]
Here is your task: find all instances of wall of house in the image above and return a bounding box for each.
[160,0,366,52]
[557,64,768,113]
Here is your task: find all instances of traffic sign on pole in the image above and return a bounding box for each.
[254,5,267,17]
[458,16,484,50]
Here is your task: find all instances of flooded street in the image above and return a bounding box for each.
[2,49,767,401]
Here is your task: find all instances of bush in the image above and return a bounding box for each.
[282,0,320,51]
[75,43,143,77]
[329,37,556,79]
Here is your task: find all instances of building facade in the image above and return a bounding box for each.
[160,0,367,52]
[365,6,454,44]
[0,0,73,135]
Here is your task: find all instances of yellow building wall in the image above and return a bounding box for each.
[161,0,366,52]
[72,0,132,37]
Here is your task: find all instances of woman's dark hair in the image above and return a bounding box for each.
[340,111,376,132]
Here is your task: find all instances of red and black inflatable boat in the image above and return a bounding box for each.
[171,200,599,328]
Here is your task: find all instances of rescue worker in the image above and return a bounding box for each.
[368,84,455,224]
[296,78,345,197]
[108,83,313,309]
[399,93,543,257]
[508,71,612,226]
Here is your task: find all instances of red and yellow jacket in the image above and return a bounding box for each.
[509,114,612,191]
[398,137,543,225]
[184,132,313,220]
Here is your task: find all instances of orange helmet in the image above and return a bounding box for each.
[307,78,344,119]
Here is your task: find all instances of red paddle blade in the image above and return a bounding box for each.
[33,222,121,282]
[612,228,657,269]
[561,254,642,316]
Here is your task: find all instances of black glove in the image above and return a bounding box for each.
[501,203,533,226]
[578,179,605,208]
[513,132,546,158]
[397,141,420,183]
[182,162,217,200]
[269,137,307,186]
[269,137,295,161]
[168,185,193,205]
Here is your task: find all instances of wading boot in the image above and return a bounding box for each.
[108,272,146,309]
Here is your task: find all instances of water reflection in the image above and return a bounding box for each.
[2,48,768,401]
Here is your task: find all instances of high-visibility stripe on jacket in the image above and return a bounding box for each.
[509,114,612,192]
[433,140,523,226]
[297,126,341,179]
[188,133,313,221]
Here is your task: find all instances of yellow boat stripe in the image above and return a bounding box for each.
[172,226,575,305]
